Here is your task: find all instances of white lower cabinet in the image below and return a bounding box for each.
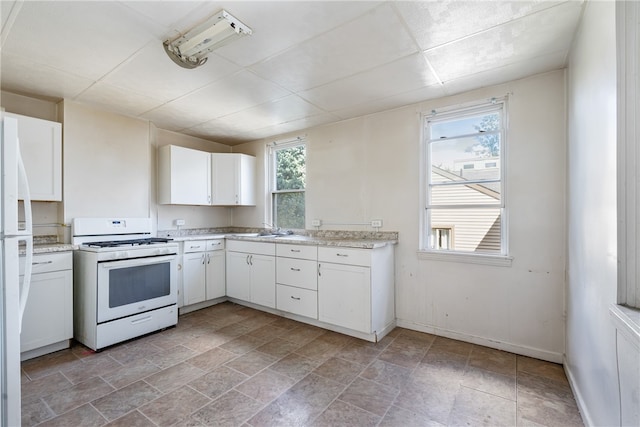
[276,243,318,319]
[317,245,395,337]
[20,252,73,359]
[226,241,275,308]
[276,284,317,318]
[181,239,225,307]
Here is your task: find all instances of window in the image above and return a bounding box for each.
[422,102,507,258]
[269,139,306,229]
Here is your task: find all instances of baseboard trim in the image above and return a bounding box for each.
[563,357,594,427]
[395,318,563,363]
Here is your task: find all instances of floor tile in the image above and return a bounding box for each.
[338,377,398,416]
[468,346,517,377]
[448,386,517,426]
[225,349,277,376]
[311,399,380,426]
[191,390,263,426]
[101,358,161,389]
[255,337,301,358]
[21,397,55,427]
[234,369,296,403]
[313,357,364,384]
[462,366,517,401]
[246,324,289,340]
[268,353,322,381]
[517,392,583,426]
[92,380,162,421]
[144,344,197,369]
[219,334,270,355]
[335,342,382,365]
[104,410,156,427]
[138,386,210,427]
[379,404,445,427]
[280,324,325,346]
[107,340,163,365]
[295,337,343,361]
[360,359,412,389]
[394,376,460,424]
[188,365,249,399]
[42,377,115,415]
[21,350,80,380]
[21,371,73,401]
[60,354,122,384]
[517,355,569,384]
[377,340,427,369]
[143,362,205,393]
[185,347,236,372]
[430,336,475,356]
[37,403,107,427]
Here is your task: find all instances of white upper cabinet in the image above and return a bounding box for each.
[158,145,211,205]
[158,146,255,206]
[6,113,62,201]
[211,153,256,206]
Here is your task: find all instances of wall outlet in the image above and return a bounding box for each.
[371,219,383,228]
[175,219,186,226]
[311,219,322,227]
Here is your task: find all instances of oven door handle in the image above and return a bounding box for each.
[98,254,177,269]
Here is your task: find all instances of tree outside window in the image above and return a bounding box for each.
[271,142,305,229]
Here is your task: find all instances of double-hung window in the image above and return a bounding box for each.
[422,101,508,260]
[269,139,306,229]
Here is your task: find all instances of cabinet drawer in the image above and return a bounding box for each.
[227,240,276,256]
[277,258,317,290]
[277,284,317,319]
[276,244,317,260]
[318,247,371,267]
[20,252,72,275]
[206,239,225,251]
[183,241,207,253]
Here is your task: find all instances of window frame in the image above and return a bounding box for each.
[419,100,512,266]
[267,138,306,229]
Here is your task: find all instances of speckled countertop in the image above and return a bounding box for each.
[19,236,76,255]
[159,228,398,249]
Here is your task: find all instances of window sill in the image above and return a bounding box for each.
[610,304,640,348]
[417,250,513,267]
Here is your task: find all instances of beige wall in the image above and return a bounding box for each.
[235,70,567,361]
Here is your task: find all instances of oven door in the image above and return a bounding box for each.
[97,254,177,323]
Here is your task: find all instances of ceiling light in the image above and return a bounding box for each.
[163,9,252,69]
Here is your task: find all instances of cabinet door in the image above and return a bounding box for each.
[226,251,251,301]
[211,153,238,205]
[21,270,72,352]
[237,154,256,205]
[182,252,206,305]
[205,250,225,300]
[250,254,276,308]
[318,263,371,333]
[7,113,62,201]
[158,145,211,205]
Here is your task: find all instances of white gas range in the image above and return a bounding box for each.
[72,218,178,351]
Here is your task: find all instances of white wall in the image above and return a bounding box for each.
[234,70,567,362]
[565,1,619,426]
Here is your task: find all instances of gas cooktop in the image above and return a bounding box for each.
[83,237,173,248]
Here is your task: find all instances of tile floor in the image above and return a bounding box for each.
[21,302,583,426]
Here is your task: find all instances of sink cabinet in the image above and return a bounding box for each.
[20,252,73,360]
[181,239,225,307]
[226,240,275,308]
[6,112,62,201]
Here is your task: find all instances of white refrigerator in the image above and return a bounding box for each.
[1,113,33,426]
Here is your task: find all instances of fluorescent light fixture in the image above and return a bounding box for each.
[164,9,252,69]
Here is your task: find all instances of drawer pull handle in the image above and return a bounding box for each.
[131,315,152,325]
[32,261,53,265]
[290,268,300,272]
[337,253,349,257]
[290,249,301,253]
[290,296,301,301]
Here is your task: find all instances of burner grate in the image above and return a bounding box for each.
[84,237,172,248]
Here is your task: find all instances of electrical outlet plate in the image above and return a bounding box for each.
[371,219,382,228]
[311,219,322,227]
[175,219,186,226]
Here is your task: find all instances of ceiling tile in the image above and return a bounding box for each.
[396,0,565,50]
[144,70,291,125]
[102,43,240,103]
[442,50,568,96]
[230,112,342,142]
[300,53,439,111]
[249,3,418,92]
[119,0,205,28]
[212,1,382,66]
[426,1,583,82]
[76,82,166,117]
[0,53,93,100]
[3,1,165,80]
